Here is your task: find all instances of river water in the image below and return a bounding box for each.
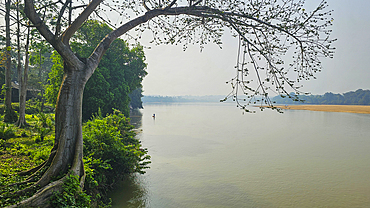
[109,103,370,208]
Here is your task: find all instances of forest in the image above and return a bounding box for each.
[272,89,370,105]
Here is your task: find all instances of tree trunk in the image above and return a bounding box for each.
[50,62,87,181]
[39,50,45,113]
[10,63,88,207]
[16,6,29,127]
[16,38,30,127]
[4,0,17,123]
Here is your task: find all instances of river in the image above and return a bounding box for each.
[109,103,370,208]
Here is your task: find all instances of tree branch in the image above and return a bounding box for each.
[24,0,56,45]
[191,0,202,7]
[164,0,177,10]
[61,0,103,45]
[55,0,71,38]
[24,0,83,67]
[143,0,150,11]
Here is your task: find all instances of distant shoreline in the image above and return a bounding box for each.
[276,105,370,114]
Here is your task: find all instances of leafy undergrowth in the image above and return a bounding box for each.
[0,116,54,207]
[0,109,150,207]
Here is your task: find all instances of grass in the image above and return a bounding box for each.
[0,113,55,207]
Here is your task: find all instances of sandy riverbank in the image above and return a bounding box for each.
[276,105,370,114]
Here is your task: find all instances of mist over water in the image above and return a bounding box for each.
[110,103,370,208]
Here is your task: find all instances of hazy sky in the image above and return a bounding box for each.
[1,0,368,96]
[140,0,370,96]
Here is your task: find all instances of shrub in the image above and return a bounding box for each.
[3,107,18,123]
[25,99,40,114]
[33,113,54,143]
[0,122,16,140]
[50,174,91,208]
[82,109,150,202]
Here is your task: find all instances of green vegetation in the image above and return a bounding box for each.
[273,89,370,105]
[50,174,92,208]
[0,106,149,207]
[45,20,147,120]
[129,88,144,109]
[0,113,53,207]
[82,109,150,206]
[1,19,147,207]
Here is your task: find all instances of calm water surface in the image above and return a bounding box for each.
[110,103,370,208]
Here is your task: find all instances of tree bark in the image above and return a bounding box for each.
[10,63,88,207]
[51,62,87,180]
[16,29,30,127]
[4,0,16,123]
[16,5,29,127]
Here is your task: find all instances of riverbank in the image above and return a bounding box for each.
[276,105,370,114]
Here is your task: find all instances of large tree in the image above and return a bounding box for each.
[10,0,335,206]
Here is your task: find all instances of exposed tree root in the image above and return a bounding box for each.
[8,162,85,208]
[7,164,85,208]
[7,176,65,208]
[14,120,29,129]
[5,150,57,190]
[17,160,46,177]
[7,128,85,207]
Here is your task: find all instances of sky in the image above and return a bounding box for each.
[140,0,370,96]
[1,0,369,97]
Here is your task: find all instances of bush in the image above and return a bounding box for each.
[33,113,54,143]
[3,107,18,123]
[26,99,55,114]
[25,99,40,114]
[82,109,150,202]
[0,122,16,140]
[50,174,91,208]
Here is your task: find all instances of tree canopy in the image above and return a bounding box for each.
[46,20,147,120]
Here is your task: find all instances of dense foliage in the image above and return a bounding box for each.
[45,20,147,120]
[273,89,370,105]
[50,174,92,208]
[44,51,64,105]
[83,109,150,204]
[129,88,144,109]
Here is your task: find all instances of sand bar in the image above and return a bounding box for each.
[276,105,370,114]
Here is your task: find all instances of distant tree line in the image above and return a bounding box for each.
[272,89,370,105]
[142,95,224,103]
[143,90,370,106]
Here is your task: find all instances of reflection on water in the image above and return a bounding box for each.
[110,103,370,208]
[129,109,143,129]
[108,175,147,208]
